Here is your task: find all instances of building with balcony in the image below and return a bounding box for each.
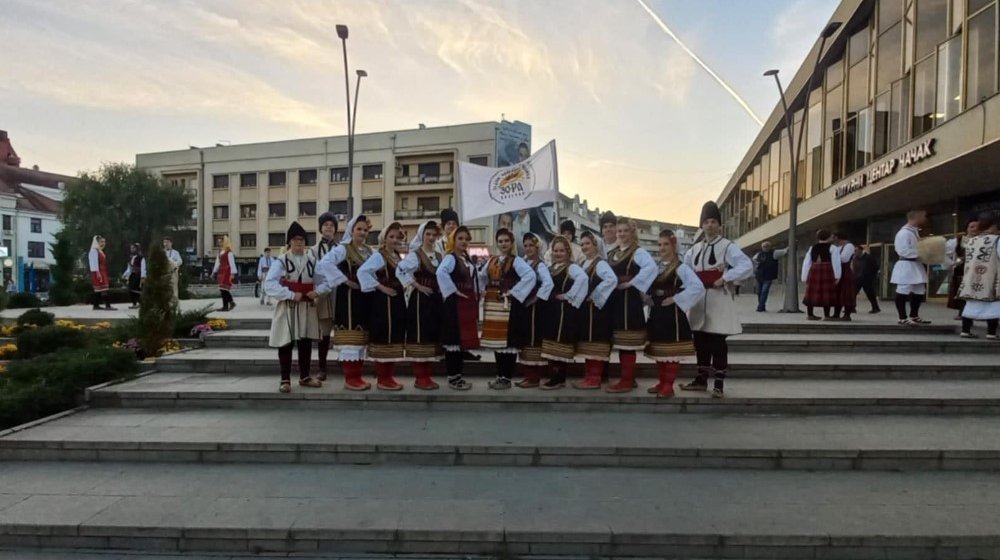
[717,0,1000,299]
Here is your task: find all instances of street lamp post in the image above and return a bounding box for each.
[763,21,841,314]
[336,24,355,219]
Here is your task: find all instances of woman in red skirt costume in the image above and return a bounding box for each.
[212,236,237,312]
[831,232,857,321]
[572,231,617,390]
[479,228,536,390]
[397,220,444,390]
[88,235,116,311]
[358,222,408,391]
[436,226,479,390]
[539,236,588,389]
[509,232,554,388]
[645,230,704,398]
[605,218,657,393]
[801,229,842,320]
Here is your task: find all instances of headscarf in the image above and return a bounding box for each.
[523,232,545,259]
[340,215,363,246]
[378,222,404,250]
[410,220,434,252]
[90,235,103,251]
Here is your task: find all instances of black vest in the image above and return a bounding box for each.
[757,250,779,281]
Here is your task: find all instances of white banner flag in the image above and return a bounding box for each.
[457,140,558,222]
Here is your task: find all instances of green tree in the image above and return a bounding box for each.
[139,243,177,357]
[61,163,192,280]
[48,231,78,306]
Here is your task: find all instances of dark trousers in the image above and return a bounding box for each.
[317,335,331,372]
[693,331,728,371]
[220,289,234,308]
[807,305,832,318]
[495,352,517,380]
[962,318,999,336]
[92,291,111,309]
[854,278,880,311]
[278,339,312,382]
[445,351,464,380]
[756,279,773,311]
[894,293,924,320]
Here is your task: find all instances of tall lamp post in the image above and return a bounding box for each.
[336,25,367,220]
[763,21,841,313]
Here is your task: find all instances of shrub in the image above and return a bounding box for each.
[174,304,214,338]
[8,292,43,309]
[16,325,91,359]
[0,346,138,429]
[49,231,79,306]
[139,243,176,356]
[16,309,54,327]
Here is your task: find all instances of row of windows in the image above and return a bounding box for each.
[723,0,999,239]
[212,165,384,190]
[1,215,43,233]
[212,199,383,220]
[213,231,385,249]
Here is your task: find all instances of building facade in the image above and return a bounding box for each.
[718,0,1000,298]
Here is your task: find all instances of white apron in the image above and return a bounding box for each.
[686,238,742,336]
[268,252,320,348]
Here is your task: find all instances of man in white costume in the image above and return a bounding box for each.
[890,210,931,325]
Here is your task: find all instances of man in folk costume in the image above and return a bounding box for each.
[543,220,585,266]
[645,230,705,399]
[212,236,237,312]
[257,248,274,306]
[265,221,341,393]
[571,231,618,390]
[397,220,445,390]
[312,212,339,380]
[121,243,146,309]
[162,237,183,304]
[88,235,116,311]
[358,222,408,391]
[831,232,856,321]
[958,210,1000,339]
[436,226,480,390]
[605,218,657,393]
[435,208,460,256]
[890,210,932,325]
[598,211,618,260]
[479,228,537,390]
[681,201,753,398]
[509,232,554,388]
[317,215,374,391]
[801,229,842,320]
[539,236,589,389]
[947,216,980,320]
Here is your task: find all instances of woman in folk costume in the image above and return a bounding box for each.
[681,201,753,398]
[397,220,445,390]
[958,211,1000,340]
[645,230,704,398]
[312,212,339,380]
[801,229,842,320]
[436,226,480,390]
[509,232,554,389]
[357,222,408,391]
[265,222,341,393]
[571,231,617,390]
[605,217,657,393]
[947,216,980,318]
[88,235,116,311]
[478,228,537,390]
[831,232,856,321]
[121,243,146,309]
[317,215,374,391]
[539,236,589,389]
[212,236,238,312]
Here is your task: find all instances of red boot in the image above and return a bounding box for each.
[413,362,439,390]
[376,362,402,391]
[343,361,371,391]
[606,351,636,393]
[655,362,679,399]
[573,359,604,390]
[516,365,541,388]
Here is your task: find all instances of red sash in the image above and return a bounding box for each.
[280,280,314,294]
[696,270,723,288]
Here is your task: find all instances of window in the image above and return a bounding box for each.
[268,233,284,246]
[877,23,902,93]
[1,215,10,231]
[915,0,947,59]
[213,205,229,220]
[361,198,383,214]
[240,204,257,219]
[849,27,869,65]
[970,0,994,13]
[268,171,286,187]
[824,84,844,184]
[240,234,256,248]
[890,77,910,148]
[912,55,936,136]
[417,196,440,212]
[935,35,962,124]
[299,169,318,185]
[30,218,42,233]
[879,0,903,32]
[904,0,916,71]
[401,197,409,210]
[27,241,45,258]
[240,173,257,188]
[330,167,348,182]
[874,91,891,158]
[268,203,286,218]
[329,200,348,215]
[213,175,229,189]
[418,162,440,178]
[299,201,317,216]
[966,5,997,105]
[362,164,383,180]
[469,156,489,166]
[213,234,226,247]
[807,93,823,195]
[366,230,381,245]
[306,232,316,246]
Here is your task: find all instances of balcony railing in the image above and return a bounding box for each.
[395,209,442,220]
[394,174,454,186]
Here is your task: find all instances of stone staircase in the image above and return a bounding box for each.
[2,315,1000,559]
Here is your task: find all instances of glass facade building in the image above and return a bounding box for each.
[718,0,1000,298]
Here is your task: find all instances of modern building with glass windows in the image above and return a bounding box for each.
[717,0,999,299]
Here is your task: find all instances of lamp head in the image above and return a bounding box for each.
[763,69,779,77]
[821,22,841,39]
[336,24,349,39]
[356,69,367,78]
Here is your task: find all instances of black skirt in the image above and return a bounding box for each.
[368,290,406,360]
[541,300,579,361]
[609,287,647,348]
[507,298,544,349]
[334,285,370,331]
[405,289,442,359]
[646,302,695,359]
[440,294,480,350]
[576,301,612,359]
[128,273,142,294]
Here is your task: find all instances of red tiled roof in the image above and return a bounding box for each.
[0,165,67,215]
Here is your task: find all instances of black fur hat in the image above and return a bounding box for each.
[286,221,307,244]
[700,201,722,225]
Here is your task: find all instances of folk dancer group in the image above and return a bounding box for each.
[88,235,183,310]
[801,229,857,321]
[264,201,753,398]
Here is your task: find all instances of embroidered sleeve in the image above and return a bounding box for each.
[357,252,386,293]
[591,260,618,309]
[535,262,554,301]
[396,251,419,288]
[437,254,458,299]
[564,264,589,309]
[630,248,657,293]
[673,263,706,313]
[264,259,294,301]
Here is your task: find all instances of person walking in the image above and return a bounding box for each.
[751,241,787,312]
[890,210,932,325]
[853,245,881,313]
[121,243,146,309]
[212,236,237,312]
[257,248,274,306]
[88,235,116,311]
[801,229,842,321]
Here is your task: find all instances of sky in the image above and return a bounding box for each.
[0,0,838,225]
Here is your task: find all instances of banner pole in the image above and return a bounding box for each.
[454,156,463,223]
[551,140,560,226]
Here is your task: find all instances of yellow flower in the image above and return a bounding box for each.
[91,321,112,330]
[0,363,6,373]
[0,343,16,359]
[206,319,227,331]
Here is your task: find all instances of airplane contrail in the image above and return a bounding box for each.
[634,0,764,126]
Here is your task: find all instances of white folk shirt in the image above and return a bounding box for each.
[264,251,337,347]
[683,237,753,336]
[839,242,856,264]
[890,225,928,286]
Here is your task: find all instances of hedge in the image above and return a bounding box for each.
[16,309,54,327]
[7,292,43,309]
[16,325,91,359]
